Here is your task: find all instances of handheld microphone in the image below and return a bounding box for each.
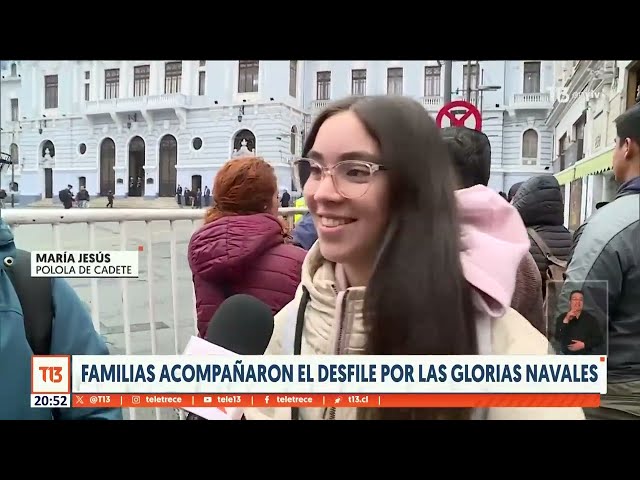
[204,294,275,354]
[182,294,275,420]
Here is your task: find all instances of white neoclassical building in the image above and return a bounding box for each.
[1,60,558,204]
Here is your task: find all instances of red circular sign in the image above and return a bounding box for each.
[435,100,482,132]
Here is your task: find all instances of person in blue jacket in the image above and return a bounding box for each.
[291,212,318,250]
[0,218,122,420]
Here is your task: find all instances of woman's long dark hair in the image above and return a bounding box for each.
[302,96,477,420]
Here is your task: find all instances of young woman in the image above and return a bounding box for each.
[244,96,584,421]
[188,156,306,338]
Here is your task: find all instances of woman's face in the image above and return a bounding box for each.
[304,111,390,267]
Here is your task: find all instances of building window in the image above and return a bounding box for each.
[522,129,538,161]
[523,61,541,94]
[134,65,150,97]
[198,71,206,96]
[84,70,90,101]
[424,66,441,96]
[316,71,331,100]
[199,60,206,67]
[10,63,17,76]
[45,75,58,109]
[387,68,403,95]
[11,98,18,121]
[289,61,297,97]
[104,68,119,99]
[352,69,366,96]
[165,61,182,94]
[574,116,585,142]
[238,60,259,93]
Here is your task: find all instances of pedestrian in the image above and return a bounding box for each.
[511,175,573,297]
[280,189,290,208]
[76,186,90,208]
[188,156,306,339]
[176,184,183,207]
[558,104,640,420]
[58,185,74,209]
[442,125,544,335]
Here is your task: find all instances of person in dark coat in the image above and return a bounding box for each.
[511,175,573,287]
[280,189,291,208]
[292,212,318,250]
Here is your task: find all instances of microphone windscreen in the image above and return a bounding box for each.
[205,294,274,355]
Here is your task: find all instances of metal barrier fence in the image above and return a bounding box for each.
[2,207,308,420]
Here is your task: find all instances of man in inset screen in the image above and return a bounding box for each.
[554,289,604,355]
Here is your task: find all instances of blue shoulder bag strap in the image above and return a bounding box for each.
[4,249,54,356]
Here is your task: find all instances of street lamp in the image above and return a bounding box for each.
[477,84,501,120]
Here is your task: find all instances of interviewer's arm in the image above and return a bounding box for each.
[49,278,123,420]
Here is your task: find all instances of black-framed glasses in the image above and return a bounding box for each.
[293,157,387,199]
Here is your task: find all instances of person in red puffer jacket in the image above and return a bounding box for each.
[188,156,307,338]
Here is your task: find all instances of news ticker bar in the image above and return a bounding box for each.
[31,393,601,409]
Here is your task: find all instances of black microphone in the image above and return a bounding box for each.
[185,294,274,420]
[205,294,274,354]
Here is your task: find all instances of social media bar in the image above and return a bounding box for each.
[69,393,600,408]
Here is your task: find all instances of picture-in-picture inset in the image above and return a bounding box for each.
[545,280,608,356]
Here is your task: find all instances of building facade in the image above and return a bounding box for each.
[1,60,556,204]
[547,60,639,230]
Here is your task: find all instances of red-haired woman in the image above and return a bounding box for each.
[188,156,307,338]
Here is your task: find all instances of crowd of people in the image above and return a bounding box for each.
[1,96,638,421]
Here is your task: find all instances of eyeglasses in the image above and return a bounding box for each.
[293,157,388,199]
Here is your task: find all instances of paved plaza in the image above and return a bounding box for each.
[12,214,203,420]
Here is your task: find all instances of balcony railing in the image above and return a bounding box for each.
[512,92,552,109]
[80,94,191,115]
[3,207,307,420]
[420,96,443,109]
[311,99,330,112]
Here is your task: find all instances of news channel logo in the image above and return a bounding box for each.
[31,355,71,395]
[550,87,602,104]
